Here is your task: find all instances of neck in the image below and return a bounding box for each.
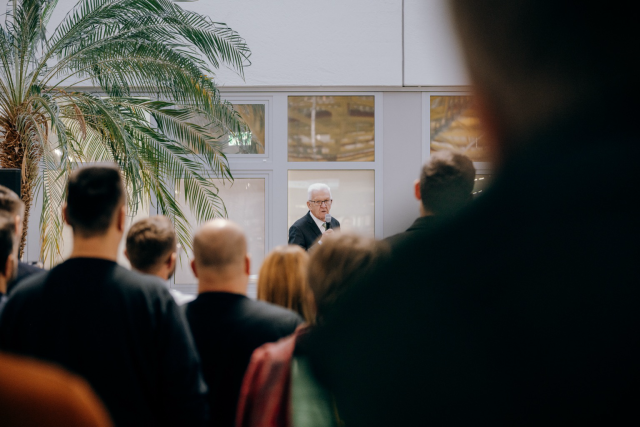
[197,274,248,296]
[0,278,6,295]
[419,205,434,217]
[69,232,121,262]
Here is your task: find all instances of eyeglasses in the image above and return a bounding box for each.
[308,199,333,206]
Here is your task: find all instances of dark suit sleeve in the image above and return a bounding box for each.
[333,218,340,230]
[288,225,308,250]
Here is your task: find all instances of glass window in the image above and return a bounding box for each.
[288,170,375,238]
[174,178,266,286]
[191,103,266,155]
[288,96,375,162]
[473,174,493,198]
[430,95,491,162]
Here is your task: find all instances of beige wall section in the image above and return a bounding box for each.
[382,92,424,237]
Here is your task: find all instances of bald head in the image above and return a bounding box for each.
[193,219,247,273]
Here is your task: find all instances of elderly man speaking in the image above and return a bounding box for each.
[288,183,340,251]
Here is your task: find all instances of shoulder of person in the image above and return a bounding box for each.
[246,299,304,327]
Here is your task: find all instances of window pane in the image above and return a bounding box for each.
[430,96,492,162]
[191,103,266,155]
[288,170,375,238]
[288,96,375,162]
[174,178,265,287]
[473,174,493,198]
[226,104,266,154]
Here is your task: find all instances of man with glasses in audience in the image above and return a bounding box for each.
[288,183,340,251]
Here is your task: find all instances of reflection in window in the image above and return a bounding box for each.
[191,103,266,155]
[173,178,265,287]
[288,170,374,237]
[288,96,375,162]
[472,174,493,198]
[430,96,491,162]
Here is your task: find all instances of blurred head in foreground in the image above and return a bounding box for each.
[0,217,18,293]
[449,0,637,159]
[258,245,314,323]
[308,233,389,324]
[64,164,126,239]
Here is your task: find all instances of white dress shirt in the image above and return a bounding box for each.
[310,213,327,234]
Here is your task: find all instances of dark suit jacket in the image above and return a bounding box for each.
[384,215,439,250]
[308,121,640,426]
[7,262,44,294]
[288,211,340,251]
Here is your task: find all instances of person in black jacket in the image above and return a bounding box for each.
[385,150,475,249]
[185,219,302,427]
[0,165,208,427]
[288,183,340,251]
[0,185,43,293]
[308,1,640,426]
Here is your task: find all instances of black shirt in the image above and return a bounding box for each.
[185,292,303,427]
[0,258,208,427]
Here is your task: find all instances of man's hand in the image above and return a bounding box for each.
[318,228,334,245]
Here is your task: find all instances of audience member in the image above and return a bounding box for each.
[289,183,340,251]
[125,215,195,305]
[308,1,640,425]
[257,245,314,323]
[0,352,113,427]
[184,219,303,427]
[237,233,388,427]
[386,150,475,248]
[0,217,17,313]
[0,165,208,427]
[0,185,43,293]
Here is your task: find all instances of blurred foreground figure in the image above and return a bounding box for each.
[309,1,640,425]
[0,352,112,427]
[0,165,208,427]
[237,233,388,427]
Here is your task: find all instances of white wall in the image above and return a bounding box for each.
[403,0,470,86]
[46,0,468,87]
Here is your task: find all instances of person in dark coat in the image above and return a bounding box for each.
[385,150,475,249]
[288,183,340,251]
[0,185,43,294]
[0,165,208,427]
[184,219,302,427]
[308,1,640,426]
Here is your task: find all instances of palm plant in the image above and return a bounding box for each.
[0,0,250,263]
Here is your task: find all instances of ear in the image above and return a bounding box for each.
[62,204,70,225]
[167,252,177,269]
[245,254,251,276]
[306,201,312,211]
[190,259,198,278]
[116,205,126,232]
[14,214,22,237]
[414,179,421,201]
[3,253,15,281]
[124,249,129,261]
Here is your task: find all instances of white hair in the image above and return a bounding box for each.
[307,183,331,201]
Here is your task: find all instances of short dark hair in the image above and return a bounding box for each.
[66,165,125,237]
[0,216,15,275]
[420,151,475,216]
[0,185,25,220]
[126,216,177,273]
